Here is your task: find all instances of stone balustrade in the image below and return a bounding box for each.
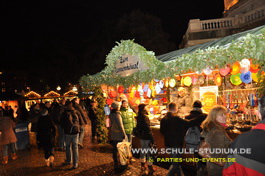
[187,5,265,32]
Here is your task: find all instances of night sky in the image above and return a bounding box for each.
[2,0,224,90]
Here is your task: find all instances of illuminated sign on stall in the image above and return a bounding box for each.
[115,54,148,77]
[200,86,218,113]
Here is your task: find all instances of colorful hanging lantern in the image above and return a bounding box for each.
[143,84,149,92]
[117,85,124,93]
[169,78,176,88]
[214,74,222,86]
[147,88,152,98]
[240,59,250,73]
[230,62,241,75]
[230,73,242,86]
[240,59,250,69]
[109,91,117,98]
[155,83,161,94]
[240,71,252,84]
[249,62,260,73]
[135,91,140,98]
[219,66,231,76]
[106,98,113,105]
[192,76,198,85]
[159,80,164,88]
[252,72,261,82]
[183,76,192,86]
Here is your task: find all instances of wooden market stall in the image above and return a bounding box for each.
[24,90,78,110]
[80,25,265,150]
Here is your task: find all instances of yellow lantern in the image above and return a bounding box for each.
[169,78,176,88]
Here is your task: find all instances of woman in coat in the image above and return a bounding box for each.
[109,101,127,173]
[201,105,232,176]
[0,108,18,165]
[37,108,57,167]
[136,103,156,174]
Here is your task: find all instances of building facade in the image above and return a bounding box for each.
[179,0,265,48]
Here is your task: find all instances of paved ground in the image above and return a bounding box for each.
[0,128,170,176]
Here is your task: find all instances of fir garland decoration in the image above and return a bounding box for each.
[92,87,108,144]
[80,27,265,90]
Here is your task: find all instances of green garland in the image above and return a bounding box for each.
[80,28,265,90]
[93,87,108,144]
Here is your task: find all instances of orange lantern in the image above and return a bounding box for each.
[230,62,241,75]
[214,74,222,86]
[249,63,260,73]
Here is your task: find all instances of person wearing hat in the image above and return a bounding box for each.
[109,101,128,173]
[185,100,207,122]
[160,102,204,176]
[37,108,57,167]
[185,100,207,175]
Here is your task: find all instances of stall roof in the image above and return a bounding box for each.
[157,25,265,63]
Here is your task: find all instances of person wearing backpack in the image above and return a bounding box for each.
[184,100,207,175]
[60,101,81,169]
[160,102,204,176]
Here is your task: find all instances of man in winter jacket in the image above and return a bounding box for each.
[223,95,265,176]
[160,102,204,176]
[72,98,89,148]
[60,101,81,169]
[120,100,136,143]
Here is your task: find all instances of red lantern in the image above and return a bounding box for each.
[135,91,140,98]
[117,86,124,93]
[109,91,117,98]
[106,98,113,105]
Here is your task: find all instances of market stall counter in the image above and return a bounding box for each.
[132,124,245,158]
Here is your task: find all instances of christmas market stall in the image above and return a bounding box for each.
[79,25,265,146]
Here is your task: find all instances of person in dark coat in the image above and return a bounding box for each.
[60,101,81,169]
[72,98,89,148]
[88,100,98,141]
[184,100,207,175]
[160,102,204,176]
[37,108,57,167]
[50,99,66,150]
[136,103,156,174]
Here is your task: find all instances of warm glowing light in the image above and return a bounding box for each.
[169,78,176,88]
[56,86,61,91]
[64,90,78,96]
[72,86,78,92]
[24,91,41,98]
[44,91,60,97]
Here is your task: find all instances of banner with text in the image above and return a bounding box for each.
[115,54,148,77]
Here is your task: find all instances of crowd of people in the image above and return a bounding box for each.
[1,93,265,176]
[0,97,93,169]
[108,94,265,176]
